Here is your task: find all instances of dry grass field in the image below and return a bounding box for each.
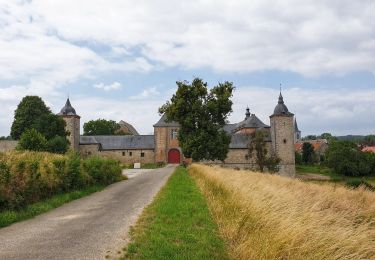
[189,164,375,260]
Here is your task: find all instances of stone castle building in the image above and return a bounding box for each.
[59,92,297,176]
[0,92,298,176]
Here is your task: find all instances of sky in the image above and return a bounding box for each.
[1,0,375,136]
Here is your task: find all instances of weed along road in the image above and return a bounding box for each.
[0,165,176,260]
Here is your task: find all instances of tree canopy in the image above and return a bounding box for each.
[83,119,121,136]
[159,78,234,161]
[11,96,69,153]
[302,142,315,164]
[326,141,375,176]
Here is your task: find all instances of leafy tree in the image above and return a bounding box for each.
[83,119,120,135]
[159,78,234,161]
[247,130,280,173]
[319,133,337,142]
[302,142,315,164]
[295,151,302,164]
[326,141,375,177]
[17,129,47,151]
[0,136,12,140]
[46,136,69,154]
[11,96,51,140]
[303,135,317,140]
[10,96,68,153]
[33,114,67,140]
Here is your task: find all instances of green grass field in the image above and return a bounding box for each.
[0,185,105,228]
[122,166,227,260]
[296,164,375,189]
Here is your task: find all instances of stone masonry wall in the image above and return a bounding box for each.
[154,127,180,163]
[99,149,154,164]
[63,116,80,151]
[270,115,295,176]
[0,140,18,153]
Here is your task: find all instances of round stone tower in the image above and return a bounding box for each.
[57,98,80,151]
[270,92,295,177]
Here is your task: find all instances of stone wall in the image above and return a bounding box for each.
[270,115,295,176]
[63,116,80,151]
[0,140,18,153]
[99,149,154,164]
[79,144,100,157]
[154,127,180,163]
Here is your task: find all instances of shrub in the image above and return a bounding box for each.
[17,129,47,152]
[83,156,122,185]
[0,151,122,211]
[46,136,69,154]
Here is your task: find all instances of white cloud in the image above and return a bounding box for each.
[25,0,375,76]
[0,86,374,137]
[231,87,375,136]
[94,82,122,91]
[130,87,160,100]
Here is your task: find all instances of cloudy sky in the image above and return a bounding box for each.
[1,0,375,136]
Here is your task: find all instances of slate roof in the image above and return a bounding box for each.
[233,114,270,132]
[229,131,271,149]
[272,93,294,117]
[80,135,155,150]
[153,114,180,127]
[223,123,237,133]
[118,120,139,135]
[57,98,78,116]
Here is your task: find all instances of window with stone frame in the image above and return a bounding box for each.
[141,152,145,157]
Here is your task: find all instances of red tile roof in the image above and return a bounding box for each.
[295,139,328,152]
[362,146,375,153]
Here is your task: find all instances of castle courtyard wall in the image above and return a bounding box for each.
[0,140,18,153]
[97,149,155,164]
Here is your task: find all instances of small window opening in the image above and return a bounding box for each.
[129,151,133,156]
[141,152,145,157]
[122,152,125,156]
[283,139,287,144]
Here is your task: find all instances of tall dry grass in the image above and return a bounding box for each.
[189,164,375,260]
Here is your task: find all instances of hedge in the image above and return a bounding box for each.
[0,151,122,210]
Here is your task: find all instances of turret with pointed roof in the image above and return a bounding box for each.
[57,98,80,151]
[269,91,295,177]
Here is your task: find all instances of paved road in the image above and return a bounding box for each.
[0,165,176,260]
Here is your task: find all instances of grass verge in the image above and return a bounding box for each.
[0,185,105,228]
[122,166,227,260]
[190,164,375,260]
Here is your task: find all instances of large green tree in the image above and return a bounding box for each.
[302,142,315,164]
[159,78,234,161]
[11,96,51,139]
[83,119,121,135]
[326,141,375,176]
[11,96,69,153]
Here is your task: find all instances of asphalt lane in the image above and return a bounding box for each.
[0,165,176,260]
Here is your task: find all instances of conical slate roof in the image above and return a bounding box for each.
[272,92,293,116]
[57,98,78,116]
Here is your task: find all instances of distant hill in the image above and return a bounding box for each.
[335,135,366,141]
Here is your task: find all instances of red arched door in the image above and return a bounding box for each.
[168,149,180,164]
